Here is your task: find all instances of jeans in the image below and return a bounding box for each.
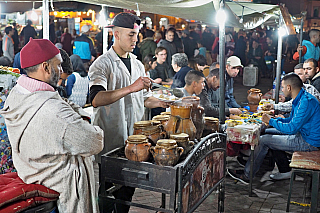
[264,128,286,135]
[244,132,319,178]
[264,128,291,173]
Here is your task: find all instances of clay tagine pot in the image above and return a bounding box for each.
[181,96,205,140]
[133,121,153,135]
[170,133,194,155]
[125,135,151,162]
[133,120,165,145]
[142,125,166,145]
[161,112,171,116]
[150,139,184,166]
[202,117,220,137]
[247,88,262,105]
[166,102,196,140]
[152,114,170,132]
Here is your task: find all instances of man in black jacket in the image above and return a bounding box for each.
[304,58,320,92]
[198,68,242,118]
[247,39,267,77]
[149,47,174,83]
[181,30,197,59]
[20,20,37,46]
[12,22,19,53]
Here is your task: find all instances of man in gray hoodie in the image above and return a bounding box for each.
[158,28,176,67]
[2,26,14,63]
[0,38,104,213]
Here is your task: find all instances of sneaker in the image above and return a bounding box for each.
[239,149,251,157]
[269,171,292,180]
[227,169,250,185]
[237,156,247,167]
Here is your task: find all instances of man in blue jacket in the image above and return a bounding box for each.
[228,73,320,184]
[73,25,96,70]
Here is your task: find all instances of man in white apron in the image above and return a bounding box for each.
[88,12,168,213]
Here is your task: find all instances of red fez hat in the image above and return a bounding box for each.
[20,38,60,69]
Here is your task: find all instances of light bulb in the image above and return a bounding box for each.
[278,26,288,37]
[31,10,38,21]
[216,9,227,24]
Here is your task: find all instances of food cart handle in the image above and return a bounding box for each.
[122,168,149,180]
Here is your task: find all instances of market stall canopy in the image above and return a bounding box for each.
[0,1,100,13]
[1,0,281,29]
[0,1,43,14]
[68,0,281,29]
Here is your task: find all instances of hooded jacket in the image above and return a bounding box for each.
[138,37,157,61]
[2,34,14,62]
[197,81,230,117]
[310,71,320,93]
[0,75,103,213]
[269,89,320,147]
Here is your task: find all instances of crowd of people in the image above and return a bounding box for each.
[1,11,320,213]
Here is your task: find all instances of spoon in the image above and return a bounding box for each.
[152,83,184,98]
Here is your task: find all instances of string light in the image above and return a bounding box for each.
[239,6,244,24]
[135,3,140,17]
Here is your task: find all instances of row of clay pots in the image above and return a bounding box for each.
[153,111,219,139]
[124,133,194,166]
[133,120,165,145]
[133,102,220,145]
[152,97,203,141]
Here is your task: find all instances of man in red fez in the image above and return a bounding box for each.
[0,38,104,213]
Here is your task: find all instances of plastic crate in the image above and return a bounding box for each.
[226,124,260,145]
[243,66,259,86]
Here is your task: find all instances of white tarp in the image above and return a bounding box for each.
[0,0,280,29]
[70,0,280,29]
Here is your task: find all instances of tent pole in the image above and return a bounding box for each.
[102,6,108,54]
[218,0,226,124]
[275,15,283,104]
[298,18,304,63]
[42,0,49,40]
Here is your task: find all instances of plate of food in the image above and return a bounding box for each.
[225,119,244,127]
[153,93,181,103]
[245,118,262,124]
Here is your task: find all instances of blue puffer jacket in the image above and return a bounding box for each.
[301,40,320,62]
[269,89,320,147]
[73,34,96,62]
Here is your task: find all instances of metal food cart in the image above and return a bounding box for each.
[99,133,226,213]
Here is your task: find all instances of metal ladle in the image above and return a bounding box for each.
[152,83,184,98]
